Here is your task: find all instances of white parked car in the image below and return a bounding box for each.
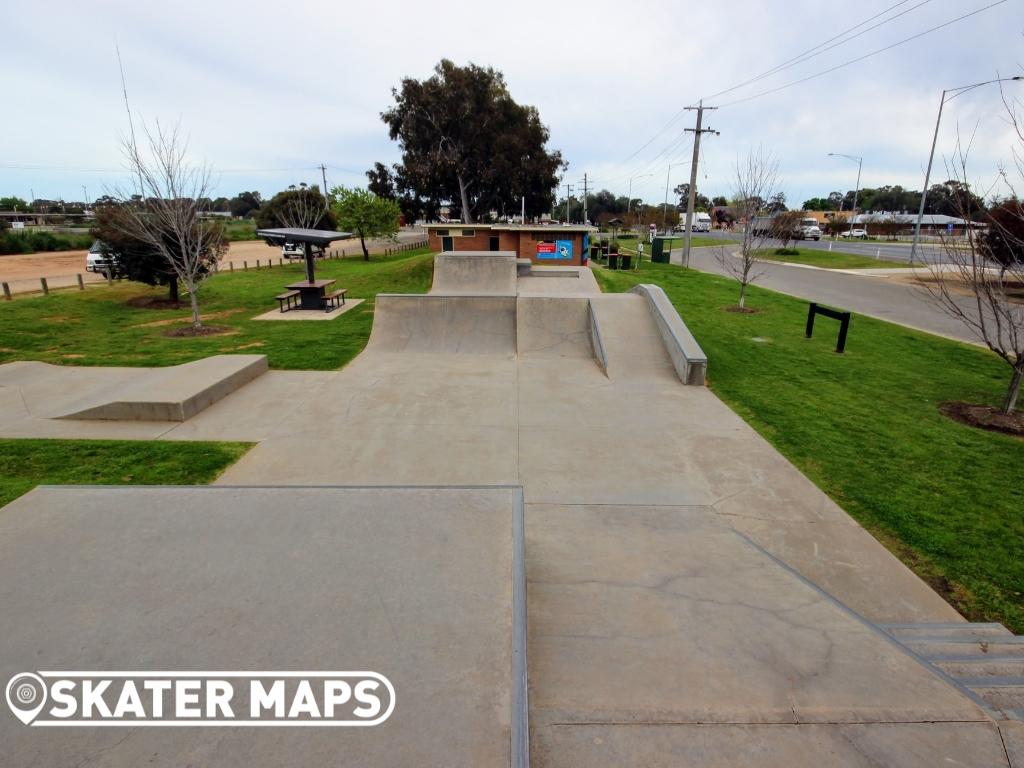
[841,228,869,239]
[86,240,116,273]
[282,242,324,259]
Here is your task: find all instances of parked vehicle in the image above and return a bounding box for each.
[797,217,822,241]
[749,215,821,241]
[86,240,117,273]
[683,212,712,232]
[282,242,325,259]
[841,228,869,239]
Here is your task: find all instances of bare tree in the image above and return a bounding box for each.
[923,102,1024,414]
[279,184,331,229]
[113,121,225,329]
[716,147,781,308]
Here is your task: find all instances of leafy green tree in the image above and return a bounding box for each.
[229,191,262,219]
[381,59,564,223]
[981,199,1024,276]
[711,196,728,207]
[0,196,29,212]
[330,186,400,260]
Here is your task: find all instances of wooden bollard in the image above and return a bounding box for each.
[77,273,85,290]
[2,282,10,300]
[229,262,234,272]
[243,261,248,271]
[106,269,113,286]
[40,277,49,295]
[278,258,283,266]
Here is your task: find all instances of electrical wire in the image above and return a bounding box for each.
[719,0,1008,108]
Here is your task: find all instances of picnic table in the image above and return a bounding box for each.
[286,279,336,310]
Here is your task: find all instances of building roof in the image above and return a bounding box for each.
[256,227,353,245]
[424,223,597,233]
[849,213,970,225]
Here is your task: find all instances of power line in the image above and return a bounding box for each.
[719,0,1008,108]
[703,0,932,101]
[614,0,924,169]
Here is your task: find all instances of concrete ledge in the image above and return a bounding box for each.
[370,294,517,355]
[587,299,610,375]
[56,354,268,421]
[629,284,707,385]
[432,251,518,294]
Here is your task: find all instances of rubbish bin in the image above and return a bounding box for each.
[608,253,619,270]
[651,236,672,264]
[619,254,632,270]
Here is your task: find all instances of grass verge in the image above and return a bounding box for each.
[594,260,1024,632]
[0,248,434,369]
[755,247,915,269]
[0,438,251,508]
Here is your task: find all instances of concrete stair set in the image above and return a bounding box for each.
[884,622,1024,719]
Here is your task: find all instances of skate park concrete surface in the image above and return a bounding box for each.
[0,251,1019,766]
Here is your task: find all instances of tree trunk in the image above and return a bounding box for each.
[1002,365,1023,414]
[360,234,369,261]
[168,277,179,303]
[738,282,747,309]
[186,281,202,329]
[458,175,474,224]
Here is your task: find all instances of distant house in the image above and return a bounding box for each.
[853,213,976,236]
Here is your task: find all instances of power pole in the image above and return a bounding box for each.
[564,183,574,223]
[682,100,718,268]
[581,173,589,225]
[319,164,329,211]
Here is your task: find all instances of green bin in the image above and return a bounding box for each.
[651,236,672,264]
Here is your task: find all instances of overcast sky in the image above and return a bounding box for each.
[2,0,1021,211]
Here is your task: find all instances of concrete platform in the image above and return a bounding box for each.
[251,298,364,321]
[0,485,525,768]
[53,354,268,421]
[431,251,518,295]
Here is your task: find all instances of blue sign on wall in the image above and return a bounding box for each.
[536,239,574,260]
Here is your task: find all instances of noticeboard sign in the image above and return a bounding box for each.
[537,240,573,260]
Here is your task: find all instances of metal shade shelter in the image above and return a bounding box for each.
[257,228,353,283]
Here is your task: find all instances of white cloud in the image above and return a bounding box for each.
[1,0,1020,207]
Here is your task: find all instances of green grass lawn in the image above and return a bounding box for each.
[756,247,916,269]
[595,261,1024,632]
[0,438,251,507]
[222,219,258,241]
[0,248,434,369]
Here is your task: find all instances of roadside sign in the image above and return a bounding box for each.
[947,222,954,233]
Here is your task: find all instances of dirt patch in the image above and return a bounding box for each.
[892,272,1024,304]
[127,296,186,310]
[132,308,244,328]
[163,325,233,338]
[62,354,85,359]
[722,305,760,314]
[938,401,1024,437]
[228,341,265,350]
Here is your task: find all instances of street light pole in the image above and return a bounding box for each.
[828,153,862,238]
[626,173,653,232]
[662,162,685,231]
[910,76,1023,265]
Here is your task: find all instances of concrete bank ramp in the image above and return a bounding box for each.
[516,296,595,359]
[431,251,518,295]
[55,354,268,421]
[369,294,517,356]
[0,485,526,768]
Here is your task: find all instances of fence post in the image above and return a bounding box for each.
[243,261,248,271]
[256,259,260,269]
[76,273,84,290]
[40,277,49,295]
[2,282,10,300]
[230,262,234,272]
[278,258,283,267]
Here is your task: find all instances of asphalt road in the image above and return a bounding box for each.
[691,229,948,264]
[679,247,981,345]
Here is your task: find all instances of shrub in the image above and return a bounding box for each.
[774,247,799,256]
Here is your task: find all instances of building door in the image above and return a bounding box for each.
[489,236,499,251]
[441,236,454,252]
